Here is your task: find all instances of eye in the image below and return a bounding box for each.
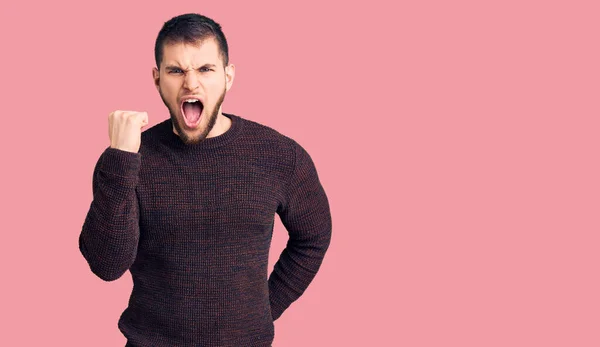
[169,68,183,74]
[199,67,213,72]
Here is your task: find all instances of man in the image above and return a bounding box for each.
[78,13,332,347]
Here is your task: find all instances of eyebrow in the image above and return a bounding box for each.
[165,64,217,71]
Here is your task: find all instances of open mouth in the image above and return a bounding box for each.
[181,99,204,127]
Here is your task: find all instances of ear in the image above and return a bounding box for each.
[152,67,160,91]
[225,64,235,92]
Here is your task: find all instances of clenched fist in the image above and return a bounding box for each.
[108,110,149,153]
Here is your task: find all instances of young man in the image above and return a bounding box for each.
[79,13,332,347]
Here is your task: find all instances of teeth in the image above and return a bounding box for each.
[184,99,199,103]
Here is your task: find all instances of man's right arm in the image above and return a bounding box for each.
[78,147,142,281]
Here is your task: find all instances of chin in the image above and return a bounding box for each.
[175,115,213,145]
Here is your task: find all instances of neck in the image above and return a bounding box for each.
[207,112,232,138]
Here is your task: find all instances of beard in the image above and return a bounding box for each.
[158,86,227,145]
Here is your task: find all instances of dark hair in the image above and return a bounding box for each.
[154,13,229,69]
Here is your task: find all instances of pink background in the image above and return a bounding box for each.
[1,0,599,346]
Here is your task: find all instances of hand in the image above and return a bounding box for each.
[108,110,149,153]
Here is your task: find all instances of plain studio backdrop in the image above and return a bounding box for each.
[1,1,599,346]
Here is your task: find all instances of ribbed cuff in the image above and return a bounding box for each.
[269,288,287,321]
[99,147,141,178]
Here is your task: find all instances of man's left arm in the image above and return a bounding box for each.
[269,141,333,321]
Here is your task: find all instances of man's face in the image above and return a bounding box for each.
[153,37,235,144]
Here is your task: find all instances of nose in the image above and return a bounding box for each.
[183,72,200,91]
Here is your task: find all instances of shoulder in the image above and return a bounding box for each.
[137,118,171,153]
[235,115,320,180]
[236,115,303,156]
[140,118,169,141]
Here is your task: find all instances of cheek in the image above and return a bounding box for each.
[161,80,180,97]
[206,83,225,101]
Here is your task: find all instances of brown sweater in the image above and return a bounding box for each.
[79,113,332,347]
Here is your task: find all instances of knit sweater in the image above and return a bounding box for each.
[78,113,332,347]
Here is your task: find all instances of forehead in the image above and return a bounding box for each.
[162,38,222,68]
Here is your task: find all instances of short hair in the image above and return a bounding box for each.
[154,13,229,69]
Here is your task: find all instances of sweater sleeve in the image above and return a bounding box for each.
[269,142,333,321]
[78,147,142,282]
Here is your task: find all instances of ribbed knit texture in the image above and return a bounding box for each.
[79,113,332,347]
